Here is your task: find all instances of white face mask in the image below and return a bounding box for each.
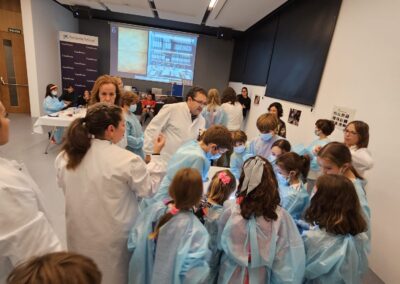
[51,90,58,96]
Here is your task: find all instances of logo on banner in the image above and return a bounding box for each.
[74,62,86,66]
[62,77,75,81]
[86,68,97,72]
[75,73,86,77]
[62,54,73,58]
[62,66,74,70]
[86,57,97,62]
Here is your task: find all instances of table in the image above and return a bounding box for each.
[33,107,86,154]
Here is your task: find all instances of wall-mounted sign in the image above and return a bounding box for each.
[8,28,22,34]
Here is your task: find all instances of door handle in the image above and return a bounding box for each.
[0,76,28,87]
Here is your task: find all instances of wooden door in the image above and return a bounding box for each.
[0,0,30,113]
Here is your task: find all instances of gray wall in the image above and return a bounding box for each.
[79,19,234,94]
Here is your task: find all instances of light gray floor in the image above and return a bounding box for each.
[1,113,384,283]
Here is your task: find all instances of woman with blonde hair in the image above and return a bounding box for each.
[201,88,227,129]
[89,75,121,105]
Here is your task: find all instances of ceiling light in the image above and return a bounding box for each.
[208,0,218,10]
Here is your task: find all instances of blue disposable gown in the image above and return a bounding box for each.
[229,145,252,180]
[128,201,168,284]
[248,135,283,160]
[128,203,210,284]
[202,203,224,284]
[293,139,330,174]
[43,95,65,143]
[302,228,369,283]
[201,106,228,129]
[43,95,65,114]
[124,111,145,159]
[142,140,210,206]
[218,204,305,284]
[353,178,371,252]
[279,182,310,221]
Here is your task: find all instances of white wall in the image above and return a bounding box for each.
[231,0,400,282]
[21,0,78,117]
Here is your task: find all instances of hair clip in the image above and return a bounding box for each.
[170,205,180,215]
[218,172,231,185]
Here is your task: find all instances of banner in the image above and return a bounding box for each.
[59,31,99,96]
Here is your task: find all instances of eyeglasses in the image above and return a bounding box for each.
[192,98,207,107]
[343,129,358,135]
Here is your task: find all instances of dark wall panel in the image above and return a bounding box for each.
[242,15,278,85]
[229,37,248,82]
[266,0,342,105]
[79,19,234,94]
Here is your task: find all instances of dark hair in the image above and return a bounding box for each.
[7,252,102,284]
[347,121,370,148]
[237,156,281,221]
[268,102,283,118]
[150,168,203,239]
[315,119,335,136]
[271,139,291,153]
[221,87,237,104]
[318,142,363,179]
[185,86,207,102]
[45,84,57,98]
[62,103,123,170]
[207,170,236,205]
[241,87,248,94]
[276,152,310,182]
[305,175,367,235]
[89,75,121,106]
[66,84,74,89]
[231,130,247,144]
[256,113,278,133]
[202,125,233,150]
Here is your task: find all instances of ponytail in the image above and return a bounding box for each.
[149,210,175,240]
[62,103,123,170]
[276,152,310,182]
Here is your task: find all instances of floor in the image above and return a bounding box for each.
[1,113,384,283]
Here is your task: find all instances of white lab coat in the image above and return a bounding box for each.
[143,102,205,161]
[55,139,166,284]
[0,158,63,284]
[220,102,243,131]
[350,146,374,177]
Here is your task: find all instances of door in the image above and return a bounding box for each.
[0,31,30,113]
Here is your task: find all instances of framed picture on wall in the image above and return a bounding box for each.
[254,95,260,105]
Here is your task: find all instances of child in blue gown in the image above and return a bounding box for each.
[128,168,210,284]
[195,169,236,283]
[217,156,305,284]
[302,174,369,283]
[275,152,310,222]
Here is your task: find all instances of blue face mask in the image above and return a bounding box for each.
[260,133,273,142]
[205,151,222,161]
[129,104,137,113]
[267,154,277,164]
[234,145,246,154]
[276,172,290,186]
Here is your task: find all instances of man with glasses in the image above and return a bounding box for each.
[144,87,207,162]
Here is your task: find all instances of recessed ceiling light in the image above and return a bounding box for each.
[208,0,218,10]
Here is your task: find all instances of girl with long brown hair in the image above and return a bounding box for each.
[302,174,369,283]
[217,156,305,283]
[128,168,210,284]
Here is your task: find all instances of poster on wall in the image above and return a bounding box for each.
[59,31,99,96]
[331,105,356,130]
[288,108,302,126]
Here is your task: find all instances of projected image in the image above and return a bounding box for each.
[117,27,148,75]
[111,24,198,85]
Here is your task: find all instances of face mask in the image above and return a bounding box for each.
[234,145,246,154]
[51,90,57,96]
[276,172,290,186]
[205,151,222,161]
[314,129,321,136]
[267,154,276,164]
[260,133,273,142]
[129,104,137,113]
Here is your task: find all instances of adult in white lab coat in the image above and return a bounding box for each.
[220,87,243,131]
[0,101,63,283]
[143,86,207,162]
[55,103,167,284]
[343,121,374,177]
